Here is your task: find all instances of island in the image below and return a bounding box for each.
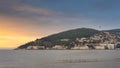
[16,28,120,50]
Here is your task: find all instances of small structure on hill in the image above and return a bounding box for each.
[52,45,65,49]
[27,46,45,50]
[71,45,89,50]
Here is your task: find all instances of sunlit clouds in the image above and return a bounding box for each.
[1,0,120,48]
[13,5,60,16]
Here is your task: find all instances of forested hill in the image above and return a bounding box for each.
[16,28,120,49]
[41,28,99,42]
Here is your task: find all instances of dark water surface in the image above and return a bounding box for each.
[0,50,120,68]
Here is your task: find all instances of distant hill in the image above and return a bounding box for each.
[105,29,120,34]
[16,28,120,50]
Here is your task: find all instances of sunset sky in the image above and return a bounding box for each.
[1,0,120,49]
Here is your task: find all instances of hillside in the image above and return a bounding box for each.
[16,28,120,50]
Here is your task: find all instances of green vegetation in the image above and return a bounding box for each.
[17,28,98,49]
[41,28,98,44]
[16,28,120,50]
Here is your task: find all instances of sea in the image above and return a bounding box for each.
[0,50,120,68]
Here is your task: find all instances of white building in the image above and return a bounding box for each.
[107,44,115,49]
[71,45,89,50]
[80,45,89,49]
[52,45,65,49]
[95,45,105,50]
[99,43,115,49]
[71,46,80,49]
[27,46,45,50]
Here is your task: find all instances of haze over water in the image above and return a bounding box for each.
[1,50,120,68]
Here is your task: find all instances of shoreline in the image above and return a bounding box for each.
[15,49,120,50]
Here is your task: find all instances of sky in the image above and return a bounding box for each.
[1,0,120,49]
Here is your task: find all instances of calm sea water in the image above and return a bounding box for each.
[0,50,120,68]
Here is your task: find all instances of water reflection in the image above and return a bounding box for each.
[58,58,120,63]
